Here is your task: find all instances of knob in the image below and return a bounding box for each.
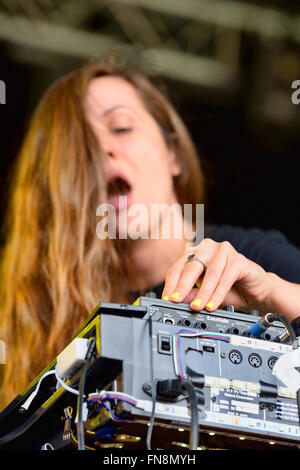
[224,305,234,312]
[146,291,157,298]
[249,310,259,316]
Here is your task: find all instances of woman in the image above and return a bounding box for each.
[1,58,300,410]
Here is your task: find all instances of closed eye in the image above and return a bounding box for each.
[112,127,133,134]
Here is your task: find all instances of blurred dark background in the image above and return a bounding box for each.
[1,0,300,246]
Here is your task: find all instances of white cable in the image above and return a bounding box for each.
[41,443,54,450]
[54,364,80,396]
[20,364,81,412]
[21,369,56,411]
[88,390,137,400]
[173,335,180,377]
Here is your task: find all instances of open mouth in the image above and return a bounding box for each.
[107,176,131,197]
[106,175,133,210]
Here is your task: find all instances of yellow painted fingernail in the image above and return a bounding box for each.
[170,292,180,299]
[162,295,169,300]
[191,298,202,307]
[206,301,214,310]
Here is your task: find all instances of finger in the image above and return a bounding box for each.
[181,287,200,304]
[189,242,229,311]
[204,260,241,312]
[168,254,208,303]
[205,255,247,311]
[163,239,216,302]
[219,285,247,311]
[181,286,244,311]
[161,250,193,300]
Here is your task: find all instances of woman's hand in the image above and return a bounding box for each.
[161,238,273,313]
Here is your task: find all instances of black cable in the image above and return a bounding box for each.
[291,317,300,338]
[181,378,199,450]
[269,313,298,349]
[76,338,96,451]
[146,316,156,451]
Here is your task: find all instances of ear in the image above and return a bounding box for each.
[168,149,182,177]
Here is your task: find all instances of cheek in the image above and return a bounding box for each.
[127,126,176,201]
[136,153,173,200]
[137,167,175,208]
[133,133,171,175]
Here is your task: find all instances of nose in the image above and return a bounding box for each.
[100,130,119,160]
[100,132,124,183]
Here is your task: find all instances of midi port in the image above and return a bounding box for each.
[229,349,243,365]
[248,353,262,368]
[267,356,278,370]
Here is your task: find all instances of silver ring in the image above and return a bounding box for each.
[186,253,207,271]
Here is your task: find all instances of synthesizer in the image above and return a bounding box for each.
[0,293,299,450]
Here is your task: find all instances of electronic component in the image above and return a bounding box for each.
[56,338,90,379]
[62,407,73,441]
[0,294,299,451]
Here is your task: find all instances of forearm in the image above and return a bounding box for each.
[263,272,300,322]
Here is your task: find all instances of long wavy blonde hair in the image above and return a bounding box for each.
[0,59,204,409]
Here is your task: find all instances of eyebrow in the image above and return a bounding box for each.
[102,105,135,117]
